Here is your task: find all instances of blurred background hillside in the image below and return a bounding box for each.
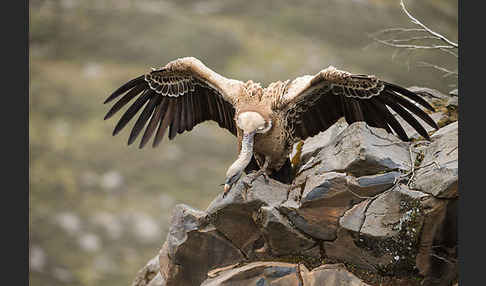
[29,0,457,285]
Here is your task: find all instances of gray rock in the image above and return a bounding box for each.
[447,96,458,109]
[415,196,457,285]
[279,172,357,241]
[160,205,244,286]
[339,200,370,233]
[431,121,458,139]
[303,171,400,204]
[206,176,290,256]
[360,190,402,237]
[325,184,432,274]
[397,185,430,200]
[207,175,290,212]
[348,172,402,197]
[280,171,400,241]
[201,262,370,286]
[301,263,371,286]
[323,227,387,272]
[412,122,458,198]
[132,255,165,286]
[201,261,302,286]
[256,206,317,256]
[449,89,458,96]
[299,119,349,164]
[298,122,414,178]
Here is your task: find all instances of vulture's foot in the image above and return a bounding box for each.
[249,155,271,184]
[248,169,270,184]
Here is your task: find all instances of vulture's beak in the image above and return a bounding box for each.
[223,171,243,196]
[223,184,231,194]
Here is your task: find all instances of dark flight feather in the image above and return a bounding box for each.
[104,84,146,120]
[105,69,237,149]
[153,100,175,147]
[378,95,431,140]
[385,82,435,111]
[178,95,187,134]
[169,98,180,140]
[360,100,392,133]
[128,91,157,145]
[387,91,438,129]
[286,71,438,143]
[185,93,194,131]
[104,75,145,104]
[139,97,165,148]
[368,100,409,141]
[112,89,152,136]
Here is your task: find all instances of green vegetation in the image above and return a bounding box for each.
[29,1,457,285]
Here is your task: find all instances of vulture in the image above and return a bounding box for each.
[103,57,438,195]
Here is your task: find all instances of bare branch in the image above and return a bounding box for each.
[370,0,458,82]
[371,37,455,50]
[370,1,458,55]
[400,0,458,48]
[388,36,441,43]
[418,61,458,78]
[439,48,458,58]
[370,27,426,37]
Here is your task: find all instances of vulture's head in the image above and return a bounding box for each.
[223,111,271,194]
[236,111,272,134]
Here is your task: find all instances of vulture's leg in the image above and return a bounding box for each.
[249,155,271,184]
[244,155,260,174]
[269,158,293,184]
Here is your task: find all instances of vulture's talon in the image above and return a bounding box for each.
[248,169,270,184]
[262,173,270,184]
[248,171,260,184]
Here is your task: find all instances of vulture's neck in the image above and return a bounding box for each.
[231,132,255,173]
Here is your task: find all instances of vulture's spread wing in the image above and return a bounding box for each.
[104,57,243,148]
[279,66,438,142]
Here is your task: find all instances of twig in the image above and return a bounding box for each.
[418,61,458,78]
[399,0,458,48]
[370,0,458,83]
[406,145,415,187]
[416,160,441,171]
[370,27,426,36]
[439,48,458,58]
[446,146,458,156]
[388,36,441,43]
[370,1,458,53]
[371,37,455,50]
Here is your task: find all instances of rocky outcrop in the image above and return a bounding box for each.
[411,121,458,199]
[133,87,458,286]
